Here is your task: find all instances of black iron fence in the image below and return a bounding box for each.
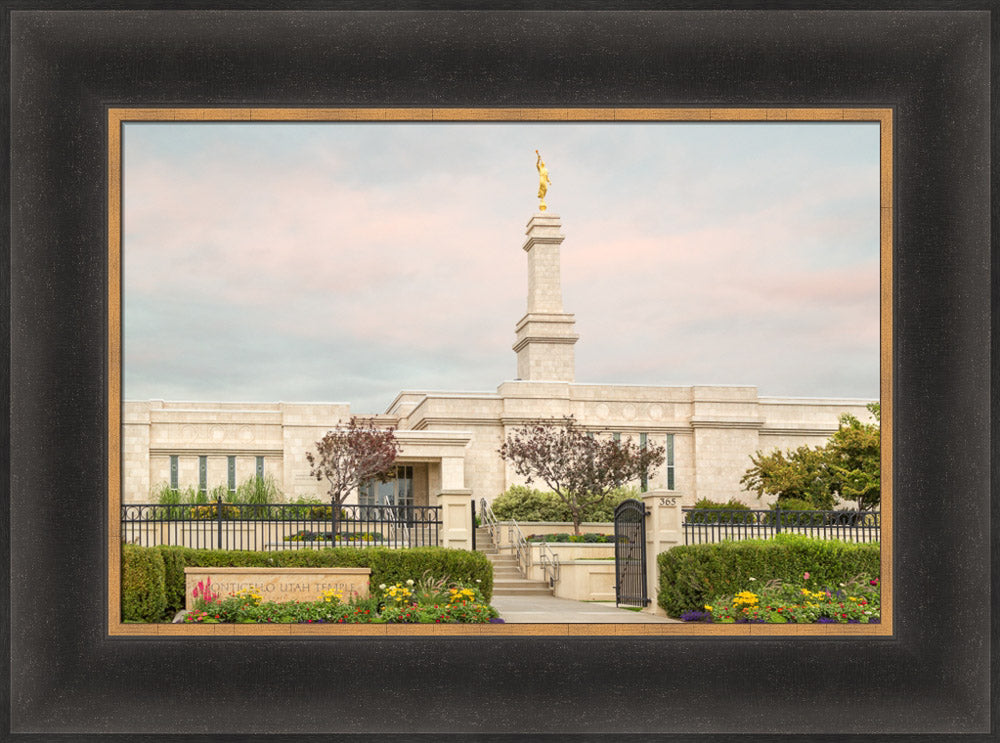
[682,507,880,546]
[121,497,442,551]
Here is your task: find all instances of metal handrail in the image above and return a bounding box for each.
[478,498,559,586]
[509,519,531,576]
[537,540,561,587]
[479,497,500,548]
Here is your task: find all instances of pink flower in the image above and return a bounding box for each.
[803,572,810,580]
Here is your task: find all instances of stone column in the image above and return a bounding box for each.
[642,489,684,616]
[436,489,474,550]
[512,213,579,381]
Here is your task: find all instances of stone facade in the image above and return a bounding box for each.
[122,211,875,508]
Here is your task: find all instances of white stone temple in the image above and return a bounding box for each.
[122,211,875,509]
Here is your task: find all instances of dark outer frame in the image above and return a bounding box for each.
[5,5,994,741]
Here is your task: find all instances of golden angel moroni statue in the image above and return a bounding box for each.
[535,149,551,211]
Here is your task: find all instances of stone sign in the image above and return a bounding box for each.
[184,567,370,609]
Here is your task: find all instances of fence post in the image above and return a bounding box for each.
[470,500,477,551]
[775,506,782,534]
[436,489,474,550]
[641,489,684,616]
[331,497,339,543]
[216,496,223,549]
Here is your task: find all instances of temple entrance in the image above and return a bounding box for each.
[359,465,414,509]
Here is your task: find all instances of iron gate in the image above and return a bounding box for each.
[614,498,649,607]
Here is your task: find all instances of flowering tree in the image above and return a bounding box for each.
[498,417,665,535]
[306,418,401,528]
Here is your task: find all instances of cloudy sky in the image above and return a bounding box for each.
[122,121,880,412]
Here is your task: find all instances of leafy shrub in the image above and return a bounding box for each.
[761,498,830,527]
[684,498,752,524]
[656,534,880,617]
[188,504,243,520]
[145,544,494,619]
[365,548,493,602]
[283,530,383,543]
[491,485,638,523]
[771,498,815,511]
[121,543,168,622]
[526,533,620,543]
[491,486,569,521]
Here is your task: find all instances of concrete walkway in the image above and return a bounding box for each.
[491,594,680,623]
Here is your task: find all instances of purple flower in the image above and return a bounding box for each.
[680,610,712,622]
[489,618,506,623]
[816,617,837,623]
[868,618,880,624]
[847,619,860,624]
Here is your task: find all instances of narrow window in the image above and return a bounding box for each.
[169,455,178,490]
[228,456,236,492]
[612,432,621,443]
[666,434,675,490]
[256,456,264,480]
[198,455,207,494]
[639,433,648,492]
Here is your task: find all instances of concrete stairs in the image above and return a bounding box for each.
[476,526,553,596]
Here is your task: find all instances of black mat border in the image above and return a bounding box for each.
[5,5,996,741]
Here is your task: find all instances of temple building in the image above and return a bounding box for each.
[122,211,874,509]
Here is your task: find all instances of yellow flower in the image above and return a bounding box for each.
[704,605,713,611]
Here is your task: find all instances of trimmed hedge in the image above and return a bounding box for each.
[526,533,618,543]
[121,543,168,622]
[491,485,638,522]
[684,498,752,523]
[137,545,494,619]
[657,534,880,617]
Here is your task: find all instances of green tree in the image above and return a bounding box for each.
[826,403,881,511]
[740,445,837,510]
[740,403,880,511]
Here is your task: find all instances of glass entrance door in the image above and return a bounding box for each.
[360,466,414,508]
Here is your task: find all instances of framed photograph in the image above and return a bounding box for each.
[6,6,993,740]
[110,106,891,640]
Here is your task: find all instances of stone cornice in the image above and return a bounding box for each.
[498,416,689,434]
[759,426,839,437]
[758,396,876,407]
[149,447,284,456]
[395,430,473,448]
[513,312,578,331]
[688,417,765,430]
[512,334,580,353]
[411,418,499,430]
[521,236,565,252]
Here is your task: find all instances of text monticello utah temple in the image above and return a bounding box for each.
[122,208,875,510]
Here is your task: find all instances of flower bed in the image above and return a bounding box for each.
[680,574,880,624]
[184,573,502,624]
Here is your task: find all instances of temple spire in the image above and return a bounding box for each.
[512,212,579,381]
